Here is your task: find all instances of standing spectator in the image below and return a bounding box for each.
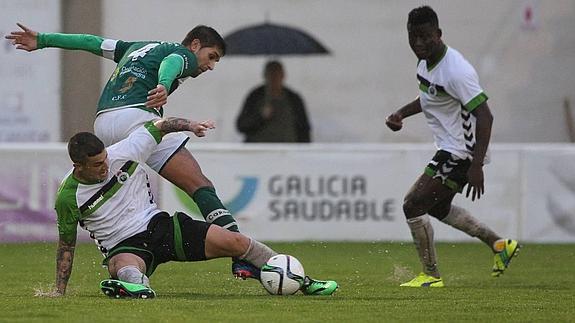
[236,61,311,142]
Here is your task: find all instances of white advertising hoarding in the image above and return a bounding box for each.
[1,143,573,243]
[160,144,532,242]
[0,0,61,142]
[521,147,575,242]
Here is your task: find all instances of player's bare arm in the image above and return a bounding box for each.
[386,97,422,131]
[55,236,77,296]
[465,102,493,201]
[5,23,38,52]
[154,117,215,137]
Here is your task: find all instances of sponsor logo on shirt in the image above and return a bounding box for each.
[120,65,147,79]
[88,195,104,210]
[182,54,189,69]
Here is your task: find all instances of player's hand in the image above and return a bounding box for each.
[465,163,484,201]
[385,113,403,131]
[146,84,168,109]
[5,23,39,52]
[190,120,216,137]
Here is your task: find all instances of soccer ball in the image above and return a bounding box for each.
[260,254,305,295]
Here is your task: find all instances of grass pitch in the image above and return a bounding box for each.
[0,242,573,323]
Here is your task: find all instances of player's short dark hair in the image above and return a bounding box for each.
[68,132,105,164]
[264,60,283,76]
[408,6,439,28]
[182,25,226,56]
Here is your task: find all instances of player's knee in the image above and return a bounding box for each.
[428,204,450,220]
[403,198,426,219]
[177,177,208,194]
[180,177,212,196]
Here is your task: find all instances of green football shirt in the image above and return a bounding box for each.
[37,33,199,116]
[99,40,198,115]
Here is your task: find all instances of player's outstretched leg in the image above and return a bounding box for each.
[100,279,156,299]
[232,238,275,280]
[492,239,521,277]
[191,187,250,278]
[301,276,339,295]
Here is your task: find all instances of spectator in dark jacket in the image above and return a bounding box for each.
[236,61,311,142]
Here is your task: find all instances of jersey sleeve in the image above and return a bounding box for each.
[38,33,105,57]
[158,54,186,90]
[108,40,138,63]
[174,49,198,78]
[107,121,162,163]
[447,63,488,112]
[157,47,197,91]
[54,184,80,244]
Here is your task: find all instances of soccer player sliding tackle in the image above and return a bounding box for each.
[49,117,337,298]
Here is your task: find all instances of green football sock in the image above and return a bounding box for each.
[192,186,239,232]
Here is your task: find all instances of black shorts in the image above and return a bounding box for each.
[103,212,211,277]
[424,150,472,192]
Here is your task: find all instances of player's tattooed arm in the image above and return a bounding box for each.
[55,236,77,296]
[154,117,215,137]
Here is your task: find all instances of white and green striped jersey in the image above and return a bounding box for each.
[416,46,489,161]
[55,122,163,253]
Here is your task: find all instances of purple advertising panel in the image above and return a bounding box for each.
[0,145,91,242]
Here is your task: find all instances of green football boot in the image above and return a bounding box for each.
[100,279,156,299]
[492,239,521,277]
[400,272,444,287]
[301,276,339,295]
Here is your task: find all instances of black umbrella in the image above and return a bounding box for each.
[224,22,329,56]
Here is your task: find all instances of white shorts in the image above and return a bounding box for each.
[94,108,189,172]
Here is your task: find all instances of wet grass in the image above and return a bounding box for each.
[0,242,573,322]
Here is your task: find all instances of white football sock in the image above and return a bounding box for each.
[407,215,440,278]
[441,205,501,250]
[117,265,150,287]
[240,238,278,268]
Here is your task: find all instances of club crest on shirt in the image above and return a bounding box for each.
[116,171,130,184]
[118,76,137,94]
[428,84,437,96]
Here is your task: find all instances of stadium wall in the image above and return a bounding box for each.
[1,144,574,243]
[3,1,575,143]
[1,0,61,142]
[99,0,575,144]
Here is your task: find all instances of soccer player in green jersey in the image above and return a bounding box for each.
[6,23,257,278]
[385,6,520,287]
[47,117,337,298]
